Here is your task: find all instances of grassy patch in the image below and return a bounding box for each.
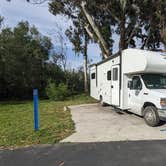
[0,94,97,149]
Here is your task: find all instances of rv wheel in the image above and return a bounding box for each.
[99,96,105,106]
[143,106,160,127]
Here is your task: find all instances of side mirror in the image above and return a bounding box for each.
[128,81,132,89]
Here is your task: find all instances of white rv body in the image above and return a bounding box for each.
[90,48,166,126]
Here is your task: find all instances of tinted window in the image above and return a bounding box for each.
[131,76,142,90]
[107,70,111,80]
[142,74,166,89]
[91,73,96,79]
[113,68,118,81]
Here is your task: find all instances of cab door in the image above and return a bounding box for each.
[128,76,143,114]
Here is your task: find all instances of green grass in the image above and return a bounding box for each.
[0,94,97,149]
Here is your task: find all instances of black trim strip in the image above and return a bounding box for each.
[96,65,98,87]
[119,52,122,108]
[89,53,120,67]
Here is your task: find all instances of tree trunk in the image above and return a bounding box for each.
[119,17,127,52]
[83,33,88,93]
[81,1,110,58]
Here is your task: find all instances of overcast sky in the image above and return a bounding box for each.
[0,0,117,68]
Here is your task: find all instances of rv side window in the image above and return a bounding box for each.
[113,68,118,81]
[91,73,96,79]
[107,71,111,80]
[131,76,142,90]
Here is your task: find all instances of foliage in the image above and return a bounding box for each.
[49,0,166,51]
[65,69,85,95]
[49,0,113,54]
[0,94,97,149]
[46,68,85,101]
[7,0,166,50]
[0,16,3,29]
[46,82,69,101]
[0,20,65,100]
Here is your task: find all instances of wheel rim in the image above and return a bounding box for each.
[145,110,155,123]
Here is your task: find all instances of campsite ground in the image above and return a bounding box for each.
[0,94,96,149]
[62,104,166,142]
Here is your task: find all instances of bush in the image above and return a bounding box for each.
[65,70,84,95]
[46,82,69,101]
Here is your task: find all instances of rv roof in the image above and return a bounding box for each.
[90,48,166,74]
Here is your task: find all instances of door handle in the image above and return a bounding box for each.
[111,85,114,88]
[144,93,148,95]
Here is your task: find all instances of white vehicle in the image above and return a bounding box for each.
[90,48,166,127]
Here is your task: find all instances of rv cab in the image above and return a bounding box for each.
[90,49,166,127]
[128,74,166,126]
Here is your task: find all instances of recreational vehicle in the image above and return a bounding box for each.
[90,48,166,127]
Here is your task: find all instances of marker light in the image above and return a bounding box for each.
[160,98,166,106]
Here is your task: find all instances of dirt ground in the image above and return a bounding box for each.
[61,103,166,142]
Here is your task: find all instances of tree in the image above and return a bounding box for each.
[0,19,60,99]
[80,1,111,58]
[24,0,166,93]
[65,15,90,92]
[9,0,166,51]
[49,0,114,93]
[49,25,68,71]
[157,0,166,48]
[0,16,4,29]
[49,0,113,57]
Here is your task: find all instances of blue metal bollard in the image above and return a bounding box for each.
[33,89,39,131]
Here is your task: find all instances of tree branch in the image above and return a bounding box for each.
[26,0,49,4]
[81,1,110,58]
[126,21,142,46]
[84,24,95,40]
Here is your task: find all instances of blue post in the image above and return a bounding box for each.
[33,89,39,131]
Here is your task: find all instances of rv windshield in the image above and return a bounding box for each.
[142,74,166,89]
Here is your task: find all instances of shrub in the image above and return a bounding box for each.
[46,82,69,101]
[65,70,84,95]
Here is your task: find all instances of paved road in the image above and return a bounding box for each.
[62,104,166,142]
[1,141,166,166]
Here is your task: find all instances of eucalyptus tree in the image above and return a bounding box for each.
[65,15,90,92]
[0,16,3,29]
[134,0,166,50]
[48,0,114,92]
[157,0,166,48]
[9,0,166,51]
[21,0,160,51]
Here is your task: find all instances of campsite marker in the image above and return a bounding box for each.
[33,89,39,131]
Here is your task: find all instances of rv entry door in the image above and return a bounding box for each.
[111,65,120,106]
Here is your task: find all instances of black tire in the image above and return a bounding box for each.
[99,96,105,106]
[143,106,160,127]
